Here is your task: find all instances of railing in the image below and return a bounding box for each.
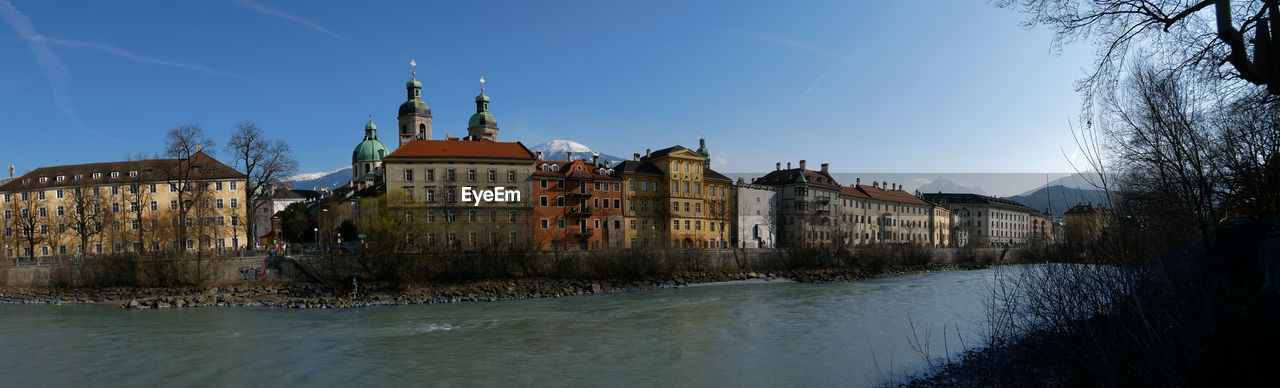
[568,207,594,217]
[571,228,594,238]
[568,191,593,198]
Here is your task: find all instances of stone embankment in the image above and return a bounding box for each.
[0,264,973,309]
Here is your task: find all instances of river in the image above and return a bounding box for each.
[0,267,1005,387]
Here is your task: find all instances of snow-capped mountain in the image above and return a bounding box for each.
[530,140,627,166]
[286,166,352,190]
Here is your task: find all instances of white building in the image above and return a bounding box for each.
[734,181,779,248]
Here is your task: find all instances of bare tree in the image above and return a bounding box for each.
[164,125,216,257]
[225,120,298,251]
[6,192,45,259]
[59,178,106,257]
[1000,0,1280,98]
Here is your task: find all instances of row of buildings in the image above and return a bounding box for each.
[0,69,1062,259]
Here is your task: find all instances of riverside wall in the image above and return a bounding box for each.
[0,247,1019,288]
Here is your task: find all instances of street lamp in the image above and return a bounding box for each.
[313,227,318,247]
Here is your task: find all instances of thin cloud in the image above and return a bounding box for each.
[231,0,352,44]
[0,0,133,149]
[719,29,841,60]
[44,37,245,79]
[801,52,855,97]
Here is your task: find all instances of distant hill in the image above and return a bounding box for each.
[917,177,986,195]
[286,166,351,191]
[530,140,627,166]
[1017,173,1114,196]
[1006,185,1109,217]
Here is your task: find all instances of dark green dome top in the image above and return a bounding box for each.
[468,91,497,128]
[469,111,497,128]
[399,99,431,118]
[365,120,377,131]
[406,77,422,88]
[696,137,711,163]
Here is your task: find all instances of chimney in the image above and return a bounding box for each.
[776,162,781,171]
[566,151,573,162]
[856,177,860,186]
[633,153,641,161]
[737,177,745,183]
[787,162,791,169]
[592,154,599,165]
[536,151,543,161]
[799,160,806,170]
[7,165,12,178]
[645,148,651,158]
[820,163,829,174]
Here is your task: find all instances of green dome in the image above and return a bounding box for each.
[352,138,388,164]
[475,92,490,102]
[365,121,377,131]
[398,99,430,118]
[469,111,497,128]
[406,77,422,88]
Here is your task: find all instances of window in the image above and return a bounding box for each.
[38,191,46,200]
[427,189,436,202]
[214,182,223,191]
[426,169,435,181]
[557,180,565,189]
[488,169,496,182]
[92,173,101,179]
[56,206,64,217]
[541,219,549,229]
[629,181,635,191]
[556,196,565,206]
[405,169,414,181]
[170,184,178,193]
[150,201,158,212]
[673,220,680,230]
[469,210,477,222]
[170,200,178,210]
[640,201,647,212]
[230,181,238,191]
[56,189,63,199]
[557,218,566,228]
[447,169,456,181]
[639,181,647,191]
[216,198,224,209]
[468,169,476,181]
[672,202,679,212]
[630,220,636,230]
[508,170,516,182]
[110,172,119,178]
[230,198,238,209]
[540,196,548,206]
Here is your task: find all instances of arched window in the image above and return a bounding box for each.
[419,123,426,131]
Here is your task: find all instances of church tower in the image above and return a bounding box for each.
[398,63,432,147]
[466,77,499,141]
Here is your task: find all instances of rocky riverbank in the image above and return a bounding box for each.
[0,264,975,310]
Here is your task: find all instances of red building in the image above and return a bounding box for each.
[531,155,623,250]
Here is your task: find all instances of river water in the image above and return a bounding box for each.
[0,268,1004,387]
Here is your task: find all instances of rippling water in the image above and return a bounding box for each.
[0,268,1005,387]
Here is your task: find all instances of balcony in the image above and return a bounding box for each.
[568,207,594,218]
[815,196,831,204]
[568,191,593,199]
[571,228,594,238]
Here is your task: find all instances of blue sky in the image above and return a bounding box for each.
[0,0,1093,177]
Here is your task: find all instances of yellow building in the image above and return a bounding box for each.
[613,142,733,248]
[1064,202,1109,245]
[0,152,246,258]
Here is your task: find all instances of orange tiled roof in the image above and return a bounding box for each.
[386,139,535,160]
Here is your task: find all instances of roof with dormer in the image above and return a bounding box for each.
[0,152,244,192]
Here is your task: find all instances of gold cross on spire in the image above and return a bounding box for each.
[479,76,486,93]
[410,59,417,77]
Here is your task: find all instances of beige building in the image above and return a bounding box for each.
[380,138,537,250]
[837,181,936,246]
[921,193,1040,247]
[0,152,246,259]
